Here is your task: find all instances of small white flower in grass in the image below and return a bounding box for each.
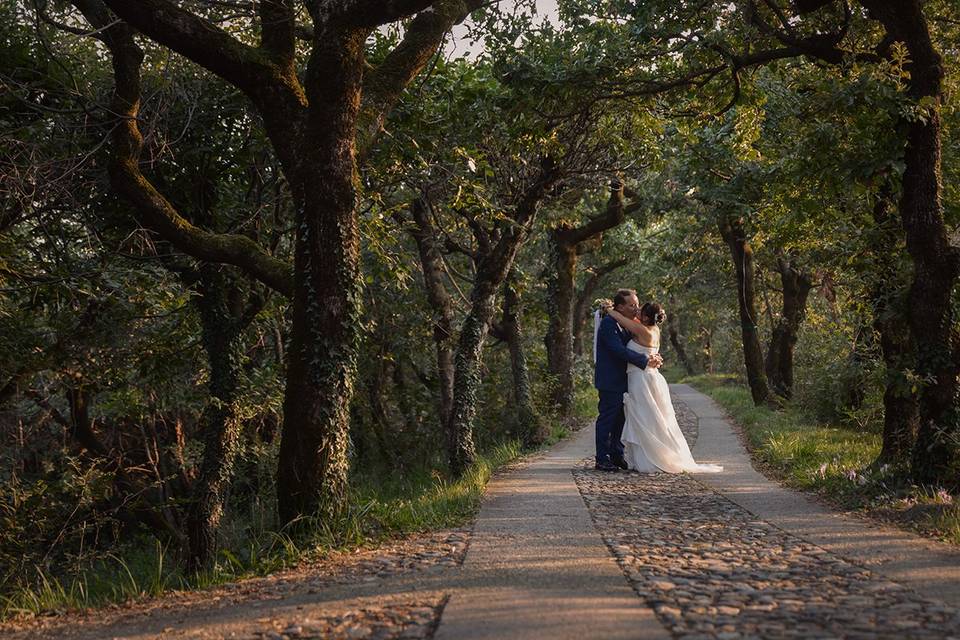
[816,463,828,479]
[935,489,954,505]
[845,469,858,482]
[467,158,477,173]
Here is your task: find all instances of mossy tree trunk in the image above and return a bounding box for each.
[186,265,250,569]
[79,0,484,524]
[859,1,960,489]
[718,213,769,406]
[499,270,546,447]
[446,160,560,476]
[764,257,813,400]
[545,180,630,415]
[867,178,919,465]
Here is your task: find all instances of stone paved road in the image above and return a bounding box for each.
[574,400,960,640]
[7,394,960,640]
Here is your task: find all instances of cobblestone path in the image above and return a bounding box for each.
[574,401,960,640]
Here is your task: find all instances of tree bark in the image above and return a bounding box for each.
[501,270,546,447]
[867,179,919,464]
[718,214,769,405]
[859,1,959,488]
[400,197,456,428]
[545,180,628,415]
[667,309,696,377]
[77,0,487,525]
[446,160,560,475]
[764,256,813,399]
[699,326,714,374]
[186,265,246,569]
[572,258,629,357]
[275,27,366,525]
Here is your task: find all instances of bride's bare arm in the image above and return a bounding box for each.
[607,309,650,339]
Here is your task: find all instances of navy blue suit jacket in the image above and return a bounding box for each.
[594,314,649,393]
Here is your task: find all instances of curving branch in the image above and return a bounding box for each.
[257,0,296,64]
[72,0,294,296]
[98,0,293,99]
[358,0,485,157]
[346,0,439,27]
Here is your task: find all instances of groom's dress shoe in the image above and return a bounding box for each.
[610,454,629,470]
[594,460,618,472]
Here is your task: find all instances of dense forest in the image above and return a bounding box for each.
[1,0,957,614]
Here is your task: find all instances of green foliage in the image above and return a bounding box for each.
[0,436,529,619]
[686,374,960,544]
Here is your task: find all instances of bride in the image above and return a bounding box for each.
[606,302,722,474]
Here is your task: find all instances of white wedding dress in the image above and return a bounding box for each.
[622,342,723,474]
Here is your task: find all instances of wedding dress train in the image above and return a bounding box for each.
[622,342,723,474]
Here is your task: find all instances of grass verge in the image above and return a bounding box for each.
[681,373,960,545]
[0,436,535,621]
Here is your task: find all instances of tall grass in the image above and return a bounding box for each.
[682,373,960,545]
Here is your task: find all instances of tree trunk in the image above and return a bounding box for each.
[718,214,769,405]
[571,258,629,357]
[276,32,366,525]
[697,328,711,373]
[187,265,245,569]
[868,179,919,464]
[402,197,456,428]
[502,271,546,447]
[446,161,560,475]
[544,239,577,414]
[77,0,483,525]
[667,310,696,377]
[764,257,813,399]
[446,293,492,476]
[861,1,960,488]
[545,181,627,415]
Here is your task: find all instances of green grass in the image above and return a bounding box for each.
[572,383,598,421]
[681,373,960,545]
[0,437,534,621]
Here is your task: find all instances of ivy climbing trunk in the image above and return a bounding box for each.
[187,265,245,569]
[446,276,496,475]
[544,239,578,414]
[276,30,365,525]
[501,271,545,447]
[79,0,482,526]
[718,214,769,406]
[544,181,627,415]
[764,257,813,400]
[860,0,960,488]
[868,181,918,465]
[447,161,559,476]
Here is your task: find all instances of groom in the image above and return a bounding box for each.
[594,289,663,471]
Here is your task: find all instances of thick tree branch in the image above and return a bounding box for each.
[258,0,296,64]
[554,179,627,247]
[73,0,294,296]
[346,0,438,27]
[358,0,484,156]
[99,0,297,100]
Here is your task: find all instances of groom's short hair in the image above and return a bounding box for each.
[613,288,636,307]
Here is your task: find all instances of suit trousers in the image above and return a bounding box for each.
[595,390,626,464]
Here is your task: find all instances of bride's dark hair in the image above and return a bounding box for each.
[640,302,666,326]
